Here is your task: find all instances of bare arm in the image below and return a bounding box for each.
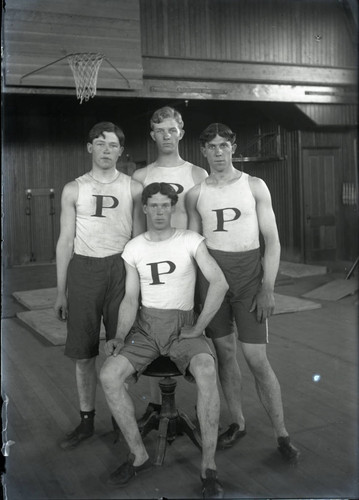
[104,262,140,356]
[130,179,146,236]
[249,177,281,322]
[54,181,77,320]
[191,165,208,185]
[131,167,147,184]
[180,241,228,338]
[185,184,203,234]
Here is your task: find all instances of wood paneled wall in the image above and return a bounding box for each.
[3,104,88,266]
[140,0,356,67]
[4,0,143,90]
[296,104,358,127]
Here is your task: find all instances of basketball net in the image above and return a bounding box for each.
[67,53,104,104]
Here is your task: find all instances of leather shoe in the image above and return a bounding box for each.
[277,436,300,463]
[201,469,224,498]
[107,453,153,486]
[217,423,246,449]
[59,424,94,450]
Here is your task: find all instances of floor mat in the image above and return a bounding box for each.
[12,287,57,310]
[302,279,358,301]
[273,293,321,314]
[279,261,327,278]
[16,309,106,346]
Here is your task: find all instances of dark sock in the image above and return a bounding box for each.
[79,410,95,432]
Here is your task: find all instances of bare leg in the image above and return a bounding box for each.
[189,353,220,477]
[59,357,97,449]
[213,333,245,429]
[76,358,97,411]
[241,342,287,438]
[100,355,148,466]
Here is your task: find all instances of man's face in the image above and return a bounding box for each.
[150,118,184,154]
[87,131,123,169]
[143,193,175,230]
[201,134,237,172]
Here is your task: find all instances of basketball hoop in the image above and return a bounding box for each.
[67,53,104,104]
[20,52,130,102]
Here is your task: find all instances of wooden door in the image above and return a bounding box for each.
[302,148,339,262]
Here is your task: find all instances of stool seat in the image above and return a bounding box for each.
[143,356,182,378]
[140,355,202,465]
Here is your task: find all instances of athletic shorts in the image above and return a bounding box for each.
[65,253,126,359]
[119,306,215,380]
[198,247,268,344]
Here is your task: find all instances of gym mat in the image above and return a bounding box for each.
[13,287,57,310]
[16,309,106,346]
[273,293,321,314]
[302,279,358,301]
[279,261,327,278]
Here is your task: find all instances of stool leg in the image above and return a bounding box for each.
[139,410,160,438]
[177,410,202,450]
[158,377,178,442]
[154,417,169,466]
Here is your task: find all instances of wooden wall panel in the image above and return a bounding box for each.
[140,0,356,67]
[296,104,358,126]
[4,0,143,90]
[3,101,90,266]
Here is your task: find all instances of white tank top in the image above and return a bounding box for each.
[196,172,260,252]
[74,172,133,257]
[144,162,197,229]
[122,229,204,310]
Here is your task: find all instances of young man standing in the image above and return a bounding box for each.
[100,182,228,498]
[54,122,144,450]
[186,123,299,462]
[132,106,208,423]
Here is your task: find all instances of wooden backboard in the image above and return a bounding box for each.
[3,0,143,92]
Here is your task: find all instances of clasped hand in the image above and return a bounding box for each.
[250,287,275,323]
[104,338,124,357]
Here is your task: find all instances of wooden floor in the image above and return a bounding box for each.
[1,264,358,500]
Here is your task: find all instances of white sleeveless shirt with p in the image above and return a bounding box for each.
[74,172,133,257]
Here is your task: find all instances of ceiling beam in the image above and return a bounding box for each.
[143,57,357,87]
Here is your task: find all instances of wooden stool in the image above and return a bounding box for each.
[140,356,202,466]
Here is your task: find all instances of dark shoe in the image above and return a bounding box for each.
[201,469,224,499]
[107,453,153,486]
[217,423,246,449]
[137,403,161,431]
[277,436,300,463]
[60,422,94,450]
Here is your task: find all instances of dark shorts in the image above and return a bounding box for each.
[119,307,215,380]
[198,247,268,344]
[65,253,126,359]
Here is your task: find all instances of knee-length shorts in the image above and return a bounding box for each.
[65,253,126,359]
[119,306,215,380]
[198,247,268,344]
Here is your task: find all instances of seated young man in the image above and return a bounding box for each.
[100,182,228,499]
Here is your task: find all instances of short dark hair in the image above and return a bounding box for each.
[142,182,178,206]
[150,106,184,130]
[199,123,236,146]
[88,122,125,146]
